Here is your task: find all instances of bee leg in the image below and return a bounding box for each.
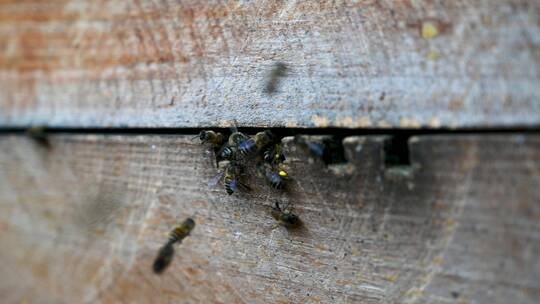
[238,182,251,192]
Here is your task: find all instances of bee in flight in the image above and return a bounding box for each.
[237,130,275,156]
[258,163,289,190]
[264,62,288,95]
[153,218,196,274]
[271,201,301,228]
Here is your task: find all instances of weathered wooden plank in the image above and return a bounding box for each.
[0,1,539,128]
[0,134,538,303]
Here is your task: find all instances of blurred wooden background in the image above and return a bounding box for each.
[0,1,539,303]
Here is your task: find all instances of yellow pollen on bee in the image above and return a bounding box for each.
[278,170,288,177]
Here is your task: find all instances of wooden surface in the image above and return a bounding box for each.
[1,134,539,303]
[1,0,539,128]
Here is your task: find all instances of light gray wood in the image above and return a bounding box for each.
[0,134,538,303]
[0,0,539,128]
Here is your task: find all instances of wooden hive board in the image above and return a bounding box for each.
[0,134,539,303]
[0,0,539,128]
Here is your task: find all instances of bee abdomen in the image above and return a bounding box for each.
[266,172,284,189]
[168,218,195,243]
[224,178,237,195]
[153,242,175,274]
[238,139,256,155]
[169,227,187,243]
[219,146,235,160]
[263,149,273,162]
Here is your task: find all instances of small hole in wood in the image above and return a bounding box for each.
[383,135,411,167]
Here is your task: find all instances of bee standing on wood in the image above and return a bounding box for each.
[227,122,249,146]
[193,130,225,149]
[263,143,286,165]
[193,130,226,167]
[216,144,238,163]
[264,62,288,95]
[238,130,275,156]
[153,218,196,274]
[224,161,250,195]
[258,163,289,190]
[216,122,249,162]
[271,202,301,228]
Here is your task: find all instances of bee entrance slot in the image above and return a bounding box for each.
[321,136,348,165]
[383,135,411,168]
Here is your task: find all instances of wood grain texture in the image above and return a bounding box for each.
[0,0,539,128]
[0,134,539,303]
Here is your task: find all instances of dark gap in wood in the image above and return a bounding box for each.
[0,126,539,136]
[320,136,348,165]
[383,135,411,167]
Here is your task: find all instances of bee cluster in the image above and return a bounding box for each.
[153,63,305,274]
[196,127,290,195]
[153,127,305,274]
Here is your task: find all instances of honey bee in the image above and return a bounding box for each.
[227,122,249,146]
[192,130,225,149]
[271,201,301,228]
[216,144,238,164]
[217,124,250,161]
[264,62,288,95]
[263,143,286,165]
[153,218,196,274]
[224,161,250,195]
[237,130,275,156]
[193,130,227,167]
[208,161,250,195]
[258,163,289,189]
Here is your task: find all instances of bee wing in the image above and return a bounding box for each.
[208,171,224,188]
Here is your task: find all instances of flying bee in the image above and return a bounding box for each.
[263,143,286,165]
[258,163,289,189]
[264,62,288,95]
[271,201,301,228]
[153,218,196,274]
[224,161,250,195]
[238,130,275,156]
[192,130,225,149]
